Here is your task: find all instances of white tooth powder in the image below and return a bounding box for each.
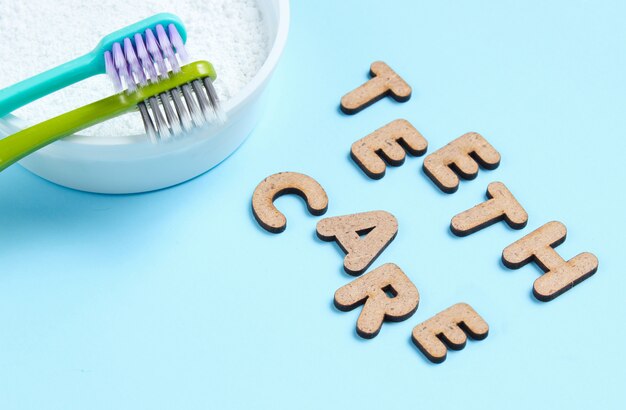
[0,0,269,137]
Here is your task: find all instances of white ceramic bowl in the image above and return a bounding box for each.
[0,0,289,194]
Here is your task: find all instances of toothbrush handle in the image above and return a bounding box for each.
[0,61,219,172]
[0,52,102,118]
[0,94,131,172]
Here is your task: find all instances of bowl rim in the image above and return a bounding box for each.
[2,0,291,148]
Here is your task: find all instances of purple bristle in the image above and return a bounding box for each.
[145,28,168,78]
[102,23,188,91]
[168,24,189,63]
[124,38,147,86]
[156,24,180,73]
[104,50,122,92]
[134,33,158,82]
[112,42,135,92]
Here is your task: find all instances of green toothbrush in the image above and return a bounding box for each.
[0,61,220,173]
[0,13,188,118]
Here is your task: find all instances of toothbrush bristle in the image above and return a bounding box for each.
[124,38,147,86]
[203,76,227,124]
[138,76,226,143]
[156,25,180,73]
[145,28,169,79]
[181,83,205,127]
[168,24,189,63]
[104,24,189,92]
[104,51,122,92]
[112,42,135,92]
[134,33,158,82]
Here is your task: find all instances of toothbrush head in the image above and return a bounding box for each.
[126,60,226,143]
[98,13,189,93]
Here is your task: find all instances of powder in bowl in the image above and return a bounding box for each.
[0,0,269,137]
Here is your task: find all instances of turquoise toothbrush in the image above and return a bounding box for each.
[0,13,188,118]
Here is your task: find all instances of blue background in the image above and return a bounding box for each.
[1,0,624,408]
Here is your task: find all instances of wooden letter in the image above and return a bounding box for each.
[502,221,598,301]
[423,132,500,193]
[412,303,489,363]
[340,61,412,114]
[334,263,419,339]
[351,119,428,179]
[450,182,528,236]
[317,210,398,275]
[251,172,328,233]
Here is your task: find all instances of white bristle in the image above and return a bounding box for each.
[191,79,215,122]
[170,87,194,131]
[160,91,184,137]
[181,83,205,128]
[138,102,158,143]
[147,96,172,141]
[203,77,227,124]
[138,77,227,143]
